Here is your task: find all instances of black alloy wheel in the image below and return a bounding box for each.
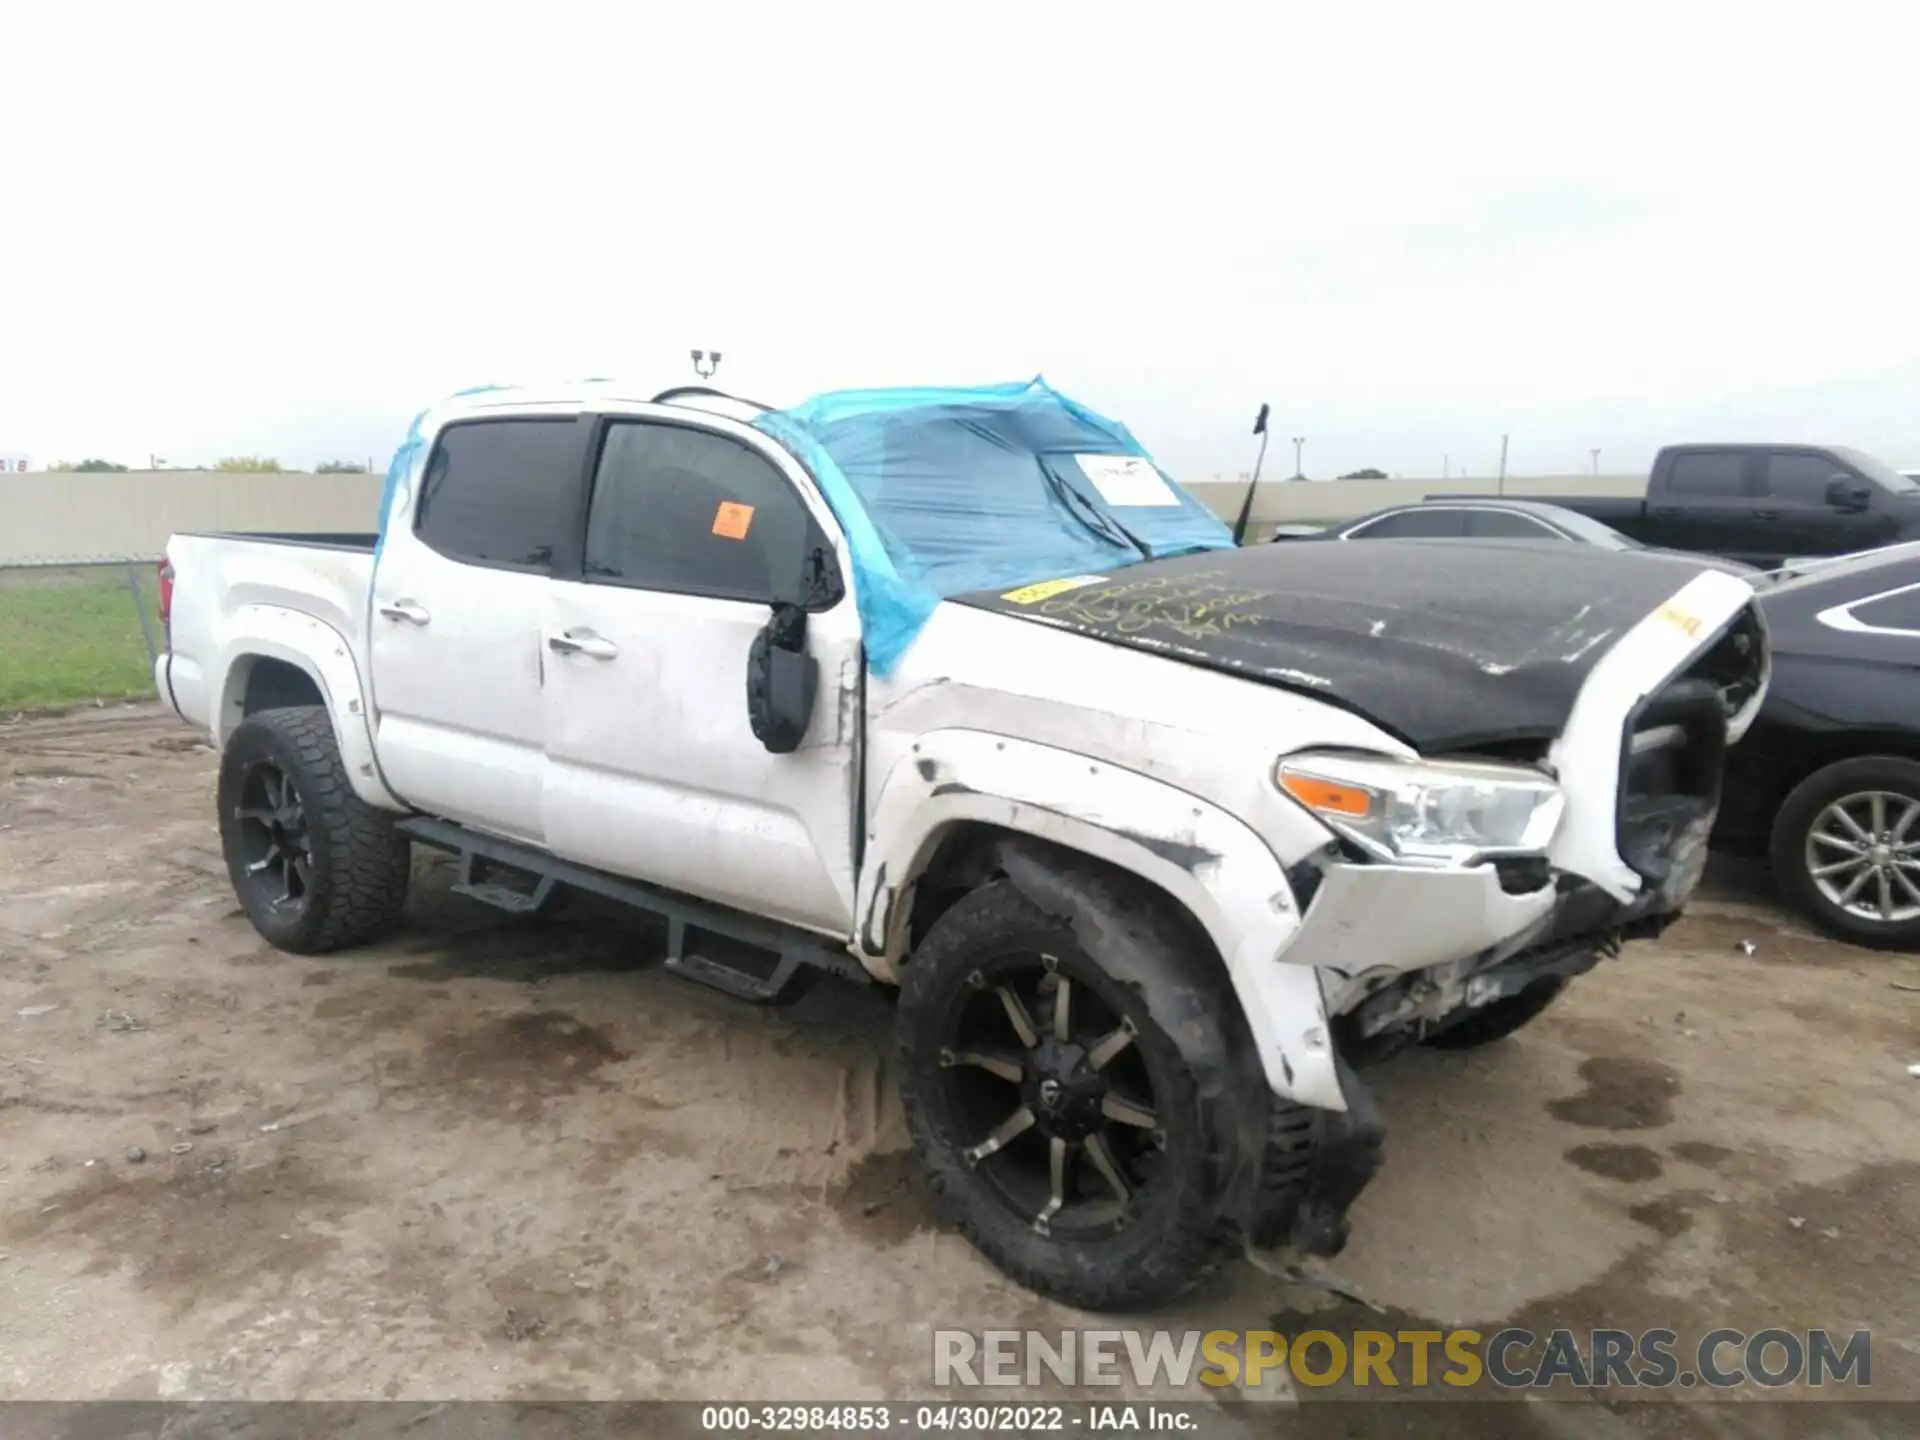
[216,705,411,954]
[936,951,1166,1240]
[898,877,1246,1311]
[232,760,314,913]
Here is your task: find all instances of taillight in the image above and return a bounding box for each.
[157,558,175,636]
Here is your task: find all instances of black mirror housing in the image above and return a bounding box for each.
[747,603,818,754]
[1824,475,1871,511]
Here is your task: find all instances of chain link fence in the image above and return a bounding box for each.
[0,470,383,713]
[0,561,168,713]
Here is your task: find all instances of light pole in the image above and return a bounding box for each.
[690,348,723,380]
[1590,448,1601,475]
[1291,436,1305,480]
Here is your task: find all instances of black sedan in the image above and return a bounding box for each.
[1715,541,1920,948]
[1273,499,1765,579]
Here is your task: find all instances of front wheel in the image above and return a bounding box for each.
[1771,756,1920,951]
[218,705,412,954]
[896,877,1248,1312]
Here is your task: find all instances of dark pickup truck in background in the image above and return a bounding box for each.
[1437,444,1920,570]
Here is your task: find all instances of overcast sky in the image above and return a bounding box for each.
[7,3,1917,480]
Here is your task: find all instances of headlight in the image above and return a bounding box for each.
[1275,750,1564,864]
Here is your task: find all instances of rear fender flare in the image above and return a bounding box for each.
[859,728,1344,1110]
[214,605,401,811]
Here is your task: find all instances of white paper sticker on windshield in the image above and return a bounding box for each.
[1076,454,1180,507]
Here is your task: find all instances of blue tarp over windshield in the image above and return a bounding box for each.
[754,377,1233,675]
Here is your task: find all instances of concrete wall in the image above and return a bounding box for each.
[0,470,385,566]
[0,463,1651,567]
[1184,473,1650,531]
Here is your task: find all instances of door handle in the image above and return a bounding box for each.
[548,629,618,660]
[377,599,431,625]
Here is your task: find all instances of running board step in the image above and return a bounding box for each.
[450,850,556,916]
[664,916,812,1004]
[666,943,810,1005]
[394,815,869,1004]
[451,879,555,915]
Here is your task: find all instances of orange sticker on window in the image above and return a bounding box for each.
[712,501,755,540]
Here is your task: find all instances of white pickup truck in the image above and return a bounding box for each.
[156,378,1769,1311]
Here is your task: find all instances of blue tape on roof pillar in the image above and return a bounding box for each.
[755,376,1233,676]
[373,383,512,565]
[372,409,428,567]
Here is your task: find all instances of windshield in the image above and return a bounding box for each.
[754,379,1236,675]
[1835,447,1918,492]
[844,409,1232,590]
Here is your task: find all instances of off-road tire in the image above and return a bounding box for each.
[1421,976,1568,1050]
[896,876,1247,1312]
[1771,755,1920,951]
[218,705,411,954]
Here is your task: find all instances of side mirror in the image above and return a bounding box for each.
[746,602,818,754]
[1825,475,1872,512]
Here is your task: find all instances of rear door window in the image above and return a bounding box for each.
[416,419,580,571]
[1665,452,1750,498]
[1346,509,1469,538]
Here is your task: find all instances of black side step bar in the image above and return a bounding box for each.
[395,816,870,1004]
[450,847,558,915]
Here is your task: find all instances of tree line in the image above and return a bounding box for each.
[45,458,370,473]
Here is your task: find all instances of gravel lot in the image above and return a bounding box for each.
[2,704,1916,1428]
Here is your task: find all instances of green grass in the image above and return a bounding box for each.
[0,566,165,711]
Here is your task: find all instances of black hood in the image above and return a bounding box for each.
[955,540,1728,751]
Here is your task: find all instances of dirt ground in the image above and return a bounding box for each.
[2,704,1917,1427]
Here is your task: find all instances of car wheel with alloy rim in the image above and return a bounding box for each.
[1771,756,1920,951]
[896,876,1254,1311]
[217,705,412,955]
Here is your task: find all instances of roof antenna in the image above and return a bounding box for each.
[1230,402,1271,545]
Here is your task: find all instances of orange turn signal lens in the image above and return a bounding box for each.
[1278,772,1374,817]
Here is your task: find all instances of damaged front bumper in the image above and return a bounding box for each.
[1298,814,1708,1045]
[1242,808,1714,1259]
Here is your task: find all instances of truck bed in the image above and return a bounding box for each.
[160,531,378,736]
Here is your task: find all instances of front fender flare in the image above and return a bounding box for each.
[858,729,1344,1110]
[213,605,402,811]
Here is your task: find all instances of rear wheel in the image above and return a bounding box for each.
[896,878,1245,1312]
[218,705,411,954]
[1771,756,1920,951]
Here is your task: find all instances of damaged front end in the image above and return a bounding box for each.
[1234,580,1770,1262]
